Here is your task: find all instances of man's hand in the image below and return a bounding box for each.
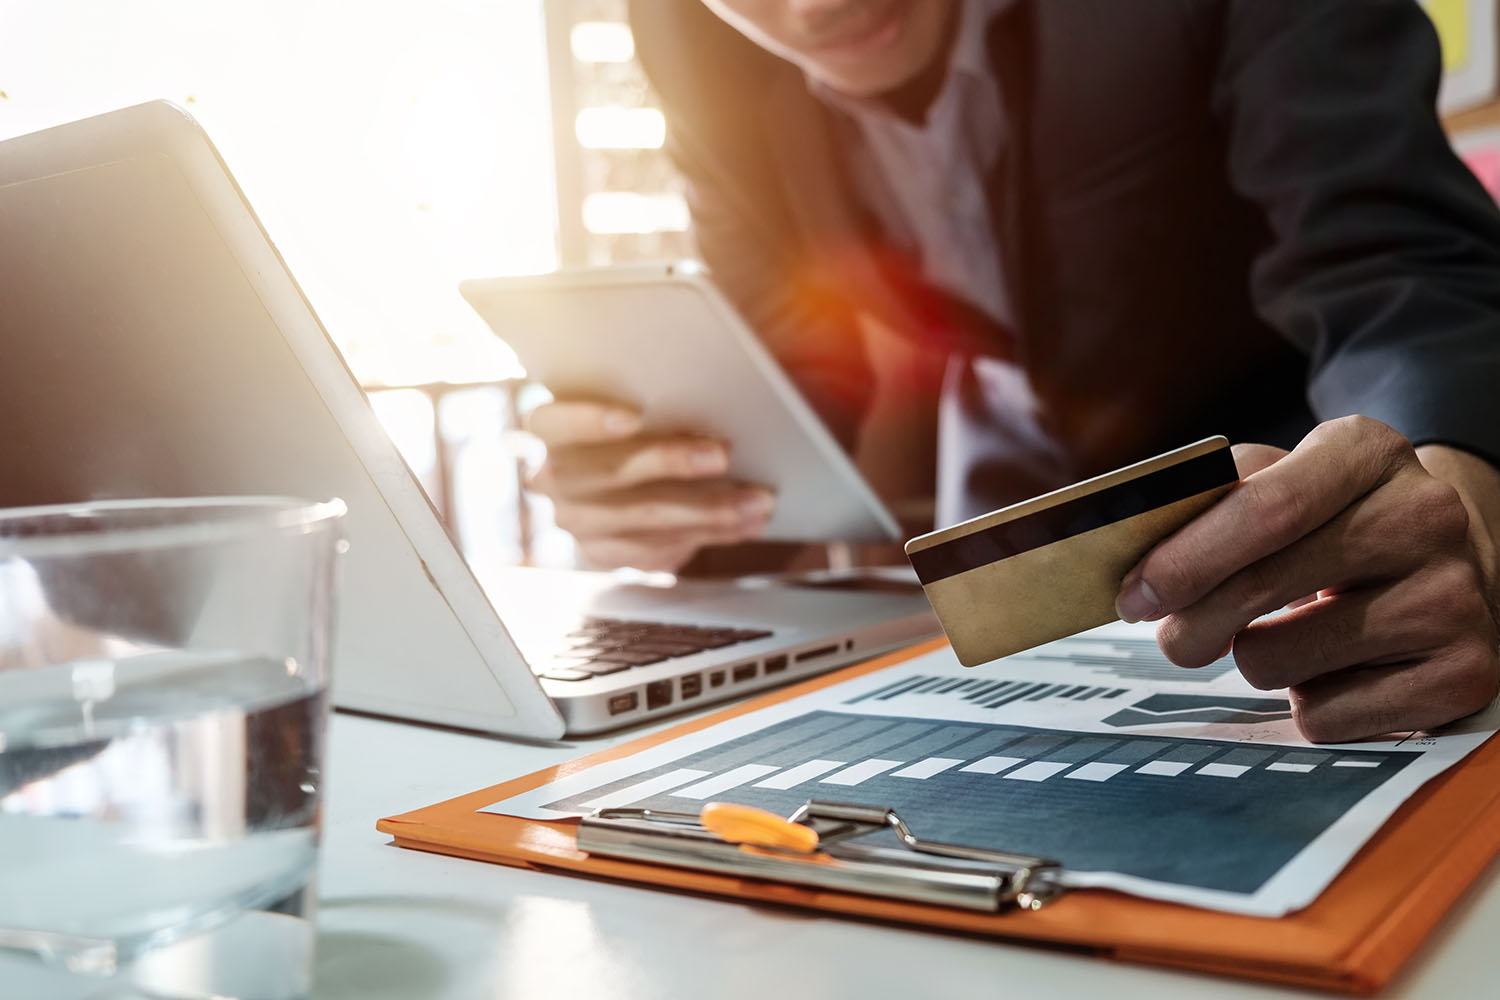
[525,398,776,573]
[1115,416,1500,743]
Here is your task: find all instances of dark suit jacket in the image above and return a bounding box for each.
[630,0,1500,518]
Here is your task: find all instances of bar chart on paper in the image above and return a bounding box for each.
[484,628,1498,914]
[1007,634,1239,684]
[847,674,1297,727]
[539,710,1415,894]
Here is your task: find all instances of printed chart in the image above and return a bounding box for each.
[1008,635,1238,685]
[489,626,1497,914]
[846,675,1131,709]
[1101,693,1294,728]
[538,711,1410,895]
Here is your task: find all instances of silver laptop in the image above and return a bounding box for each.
[0,101,939,738]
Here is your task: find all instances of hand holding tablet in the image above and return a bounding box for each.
[523,396,777,573]
[460,264,902,573]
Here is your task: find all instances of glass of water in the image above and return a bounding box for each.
[0,496,346,999]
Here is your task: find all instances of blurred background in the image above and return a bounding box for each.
[4,0,1500,571]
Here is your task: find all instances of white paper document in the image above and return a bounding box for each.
[482,621,1499,916]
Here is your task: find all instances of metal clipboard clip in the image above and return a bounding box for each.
[577,800,1065,912]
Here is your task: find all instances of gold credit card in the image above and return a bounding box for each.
[905,437,1238,666]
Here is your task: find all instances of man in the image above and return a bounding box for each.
[527,0,1500,743]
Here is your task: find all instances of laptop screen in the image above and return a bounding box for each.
[0,106,567,738]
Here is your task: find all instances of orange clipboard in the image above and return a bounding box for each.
[377,639,1500,995]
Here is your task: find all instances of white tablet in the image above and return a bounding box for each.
[460,264,901,543]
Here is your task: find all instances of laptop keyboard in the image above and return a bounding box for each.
[538,616,773,681]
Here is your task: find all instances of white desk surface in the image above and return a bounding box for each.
[306,711,1500,1000]
[5,708,1494,998]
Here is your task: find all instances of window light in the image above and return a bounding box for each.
[570,22,635,63]
[582,192,690,234]
[575,107,666,149]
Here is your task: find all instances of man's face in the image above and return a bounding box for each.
[700,0,960,98]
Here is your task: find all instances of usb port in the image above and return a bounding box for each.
[680,673,703,699]
[764,654,788,674]
[608,692,639,716]
[731,663,757,683]
[708,670,726,688]
[646,680,674,710]
[793,644,839,664]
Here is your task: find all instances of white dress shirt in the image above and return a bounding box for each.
[811,0,1014,330]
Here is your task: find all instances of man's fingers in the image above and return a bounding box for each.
[1289,645,1500,744]
[552,480,776,539]
[1224,560,1491,689]
[527,412,768,572]
[524,398,642,446]
[579,538,698,575]
[579,525,765,574]
[533,436,730,496]
[1154,475,1472,666]
[1231,442,1287,479]
[1122,416,1414,619]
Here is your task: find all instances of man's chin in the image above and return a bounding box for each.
[805,62,926,99]
[796,2,954,99]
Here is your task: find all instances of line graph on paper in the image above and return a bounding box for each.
[1102,693,1294,728]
